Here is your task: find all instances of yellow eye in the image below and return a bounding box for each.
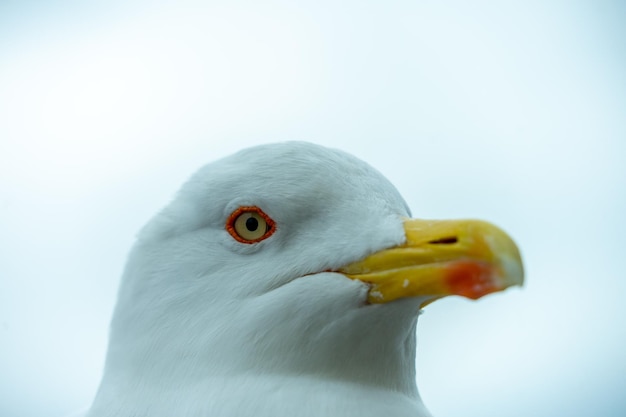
[226,206,276,244]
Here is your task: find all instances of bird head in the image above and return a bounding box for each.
[92,142,523,415]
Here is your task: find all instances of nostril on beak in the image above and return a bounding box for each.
[428,237,458,245]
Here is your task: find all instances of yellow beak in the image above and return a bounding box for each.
[339,219,524,307]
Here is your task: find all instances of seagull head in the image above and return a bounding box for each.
[91,142,523,416]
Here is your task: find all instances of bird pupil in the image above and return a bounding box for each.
[246,217,259,231]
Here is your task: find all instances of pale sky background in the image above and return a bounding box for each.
[0,1,624,416]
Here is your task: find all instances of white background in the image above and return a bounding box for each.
[1,1,624,416]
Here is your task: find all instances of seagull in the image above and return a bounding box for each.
[82,141,523,417]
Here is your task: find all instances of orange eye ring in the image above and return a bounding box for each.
[226,206,276,244]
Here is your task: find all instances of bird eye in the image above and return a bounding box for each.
[226,206,276,244]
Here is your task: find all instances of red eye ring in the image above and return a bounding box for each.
[226,206,276,244]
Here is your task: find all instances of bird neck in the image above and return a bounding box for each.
[93,300,421,406]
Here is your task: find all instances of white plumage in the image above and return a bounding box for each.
[81,142,522,417]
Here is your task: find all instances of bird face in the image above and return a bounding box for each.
[94,142,523,415]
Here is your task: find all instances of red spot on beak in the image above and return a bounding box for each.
[445,260,499,300]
